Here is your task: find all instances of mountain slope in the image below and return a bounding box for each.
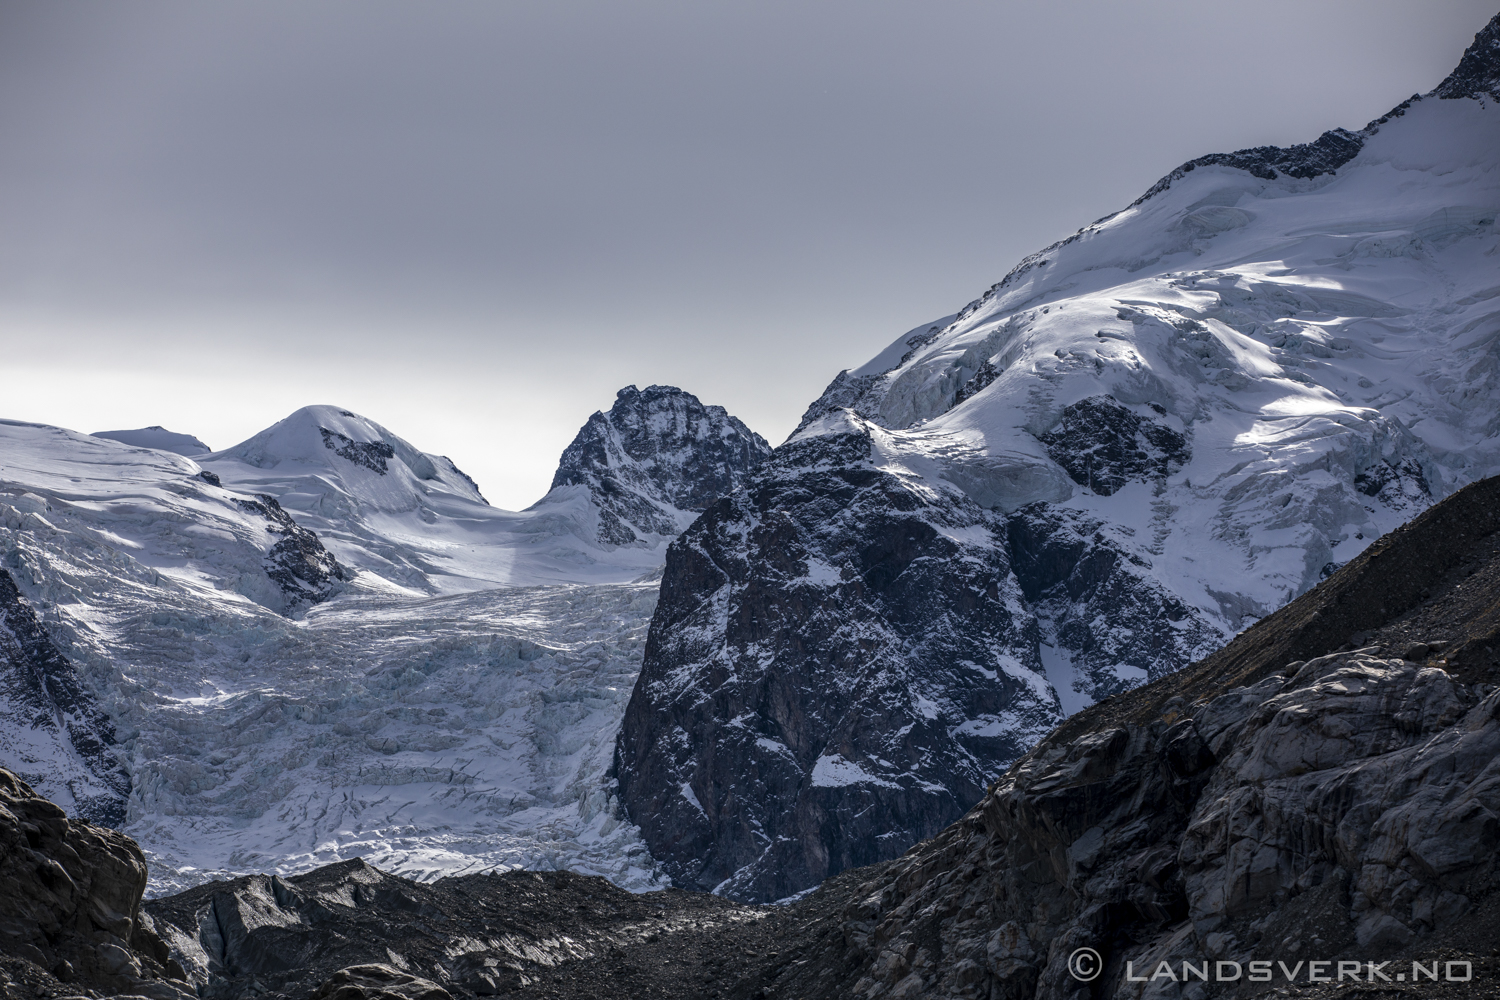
[95,472,1500,1000]
[0,387,766,896]
[618,12,1500,902]
[737,472,1500,1000]
[92,426,211,457]
[201,392,768,593]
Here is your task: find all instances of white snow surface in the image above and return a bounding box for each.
[0,417,669,895]
[202,405,676,594]
[92,426,211,457]
[799,93,1500,655]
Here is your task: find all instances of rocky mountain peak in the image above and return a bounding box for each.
[548,385,772,545]
[1433,10,1500,101]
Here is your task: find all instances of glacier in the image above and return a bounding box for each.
[0,386,766,895]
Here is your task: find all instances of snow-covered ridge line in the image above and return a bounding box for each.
[928,12,1500,335]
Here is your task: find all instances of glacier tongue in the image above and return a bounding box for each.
[123,583,665,896]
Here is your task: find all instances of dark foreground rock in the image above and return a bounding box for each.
[141,860,773,1000]
[0,768,189,999]
[725,474,1500,999]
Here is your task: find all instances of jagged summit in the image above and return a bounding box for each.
[1433,9,1500,101]
[547,385,772,545]
[91,425,210,456]
[194,395,769,593]
[0,383,768,894]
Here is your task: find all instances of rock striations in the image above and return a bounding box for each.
[618,11,1500,902]
[614,414,1218,902]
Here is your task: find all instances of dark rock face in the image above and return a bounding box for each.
[951,359,1000,408]
[731,474,1500,1000]
[144,858,765,1000]
[616,418,1223,902]
[311,964,451,1000]
[0,568,127,826]
[1036,395,1188,496]
[1006,503,1223,697]
[1433,11,1500,102]
[1355,456,1431,511]
[1131,127,1366,207]
[232,495,348,610]
[549,385,772,545]
[320,428,396,475]
[0,767,189,997]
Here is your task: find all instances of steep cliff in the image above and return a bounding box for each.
[0,767,189,998]
[729,472,1500,999]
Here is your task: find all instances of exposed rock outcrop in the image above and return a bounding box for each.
[549,385,772,545]
[0,767,188,997]
[616,415,1223,903]
[143,858,767,1000]
[231,494,348,611]
[728,474,1500,999]
[311,964,452,1000]
[0,568,127,826]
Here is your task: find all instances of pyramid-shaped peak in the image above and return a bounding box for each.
[207,405,486,506]
[548,385,771,544]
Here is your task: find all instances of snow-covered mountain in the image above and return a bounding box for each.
[617,14,1500,901]
[92,426,211,456]
[0,386,763,893]
[197,393,768,593]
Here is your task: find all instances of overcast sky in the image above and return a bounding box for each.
[2,1,1494,508]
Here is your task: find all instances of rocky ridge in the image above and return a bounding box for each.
[0,567,127,826]
[616,10,1500,902]
[547,385,772,546]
